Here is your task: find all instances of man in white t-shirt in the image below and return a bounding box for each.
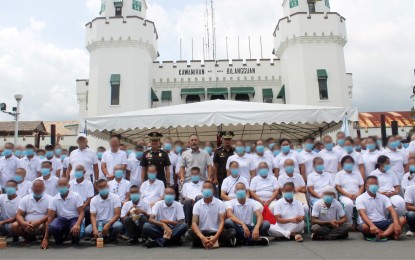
[249,162,279,211]
[101,135,128,180]
[69,165,94,227]
[0,180,21,237]
[404,185,415,237]
[14,168,32,197]
[307,157,335,205]
[18,144,41,181]
[182,167,203,227]
[108,164,132,203]
[139,166,165,207]
[126,145,145,187]
[66,134,99,182]
[37,145,62,178]
[35,161,59,196]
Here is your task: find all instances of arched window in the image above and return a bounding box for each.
[235,94,250,102]
[210,95,225,100]
[186,95,201,104]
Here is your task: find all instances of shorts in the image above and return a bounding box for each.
[0,223,12,236]
[373,219,393,231]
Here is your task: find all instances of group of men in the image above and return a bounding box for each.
[0,130,415,249]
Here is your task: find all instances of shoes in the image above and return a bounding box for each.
[253,237,269,246]
[311,233,326,241]
[229,237,237,247]
[128,239,139,245]
[406,231,415,237]
[145,240,159,248]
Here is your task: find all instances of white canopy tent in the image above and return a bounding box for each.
[82,100,358,143]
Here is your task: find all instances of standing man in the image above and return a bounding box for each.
[69,165,94,228]
[101,135,128,181]
[163,137,178,189]
[141,132,171,186]
[213,131,235,193]
[18,144,41,182]
[37,145,62,178]
[66,134,99,182]
[126,145,145,187]
[0,142,19,190]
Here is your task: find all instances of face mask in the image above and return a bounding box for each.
[344,146,353,153]
[25,149,35,156]
[285,166,295,174]
[191,175,200,183]
[5,187,16,196]
[38,155,45,160]
[14,150,22,157]
[164,144,172,151]
[204,147,212,154]
[268,143,275,150]
[41,168,51,176]
[130,193,140,202]
[60,155,67,161]
[97,152,103,159]
[175,146,183,154]
[230,168,239,177]
[58,187,69,196]
[384,164,391,172]
[74,171,84,179]
[354,145,361,150]
[258,168,268,177]
[99,188,110,196]
[316,165,324,172]
[323,195,334,204]
[114,170,124,179]
[343,163,353,172]
[14,175,23,183]
[202,188,213,198]
[389,141,399,150]
[403,143,409,149]
[313,149,320,153]
[3,149,12,157]
[236,190,246,199]
[273,150,280,157]
[305,143,314,151]
[148,173,157,181]
[133,151,143,158]
[235,146,244,154]
[366,144,376,151]
[245,146,251,153]
[54,149,62,155]
[410,165,415,172]
[281,145,290,154]
[337,139,345,146]
[296,149,303,153]
[256,145,265,154]
[164,194,175,204]
[368,184,379,194]
[127,149,133,156]
[45,151,54,158]
[283,192,294,200]
[33,193,43,199]
[325,143,334,151]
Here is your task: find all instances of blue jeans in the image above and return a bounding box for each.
[49,217,80,244]
[406,211,415,232]
[0,216,12,236]
[84,220,123,240]
[224,219,270,241]
[143,222,187,247]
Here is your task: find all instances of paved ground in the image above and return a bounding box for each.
[0,233,414,259]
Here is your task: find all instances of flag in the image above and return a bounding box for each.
[341,113,350,136]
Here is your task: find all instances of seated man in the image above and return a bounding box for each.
[221,161,250,202]
[143,187,187,248]
[14,168,32,197]
[307,157,335,205]
[311,186,351,240]
[182,167,203,227]
[35,161,59,196]
[356,176,406,241]
[140,166,165,207]
[12,180,52,245]
[69,165,94,228]
[225,182,270,245]
[404,185,415,237]
[108,164,131,203]
[249,162,279,211]
[41,178,84,249]
[189,181,236,248]
[0,180,21,238]
[121,185,150,245]
[85,179,123,243]
[268,182,305,242]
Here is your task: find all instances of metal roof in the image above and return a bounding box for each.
[359,111,414,128]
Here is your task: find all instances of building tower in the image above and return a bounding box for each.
[77,0,158,118]
[275,0,353,107]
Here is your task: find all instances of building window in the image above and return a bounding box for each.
[186,95,201,104]
[308,0,316,13]
[318,79,329,100]
[132,0,141,11]
[235,94,250,102]
[289,0,299,8]
[100,0,106,14]
[111,85,120,105]
[210,95,225,100]
[115,6,122,16]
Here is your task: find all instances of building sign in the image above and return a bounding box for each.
[325,0,330,8]
[289,0,299,8]
[100,0,106,14]
[132,0,142,11]
[179,69,205,75]
[227,67,256,75]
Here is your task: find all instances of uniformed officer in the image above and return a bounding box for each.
[213,131,235,192]
[140,132,171,187]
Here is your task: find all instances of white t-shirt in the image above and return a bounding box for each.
[121,200,150,218]
[151,200,185,222]
[193,197,225,232]
[221,175,250,199]
[226,154,255,181]
[401,172,415,191]
[101,150,128,177]
[0,155,19,188]
[226,198,260,226]
[312,199,345,221]
[356,192,392,224]
[300,150,317,176]
[251,153,275,176]
[307,171,335,199]
[370,169,399,193]
[140,179,165,204]
[362,150,380,178]
[18,194,52,222]
[249,175,278,201]
[37,157,62,177]
[335,170,364,195]
[35,176,59,196]
[168,152,178,184]
[69,178,94,202]
[90,193,121,222]
[340,151,364,174]
[127,157,142,186]
[17,180,32,197]
[273,151,304,175]
[48,191,83,219]
[407,140,415,155]
[318,150,341,174]
[181,181,203,200]
[68,148,99,180]
[108,178,131,201]
[381,149,408,180]
[404,185,415,205]
[274,198,305,218]
[277,173,305,189]
[18,156,42,181]
[0,194,21,219]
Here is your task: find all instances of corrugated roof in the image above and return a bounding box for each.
[0,121,47,136]
[359,111,414,128]
[44,121,78,136]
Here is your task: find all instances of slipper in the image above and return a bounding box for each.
[295,234,303,242]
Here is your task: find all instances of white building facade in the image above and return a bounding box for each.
[77,0,353,121]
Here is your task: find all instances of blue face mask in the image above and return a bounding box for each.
[344,146,354,153]
[268,143,275,150]
[41,168,51,176]
[230,168,239,177]
[305,143,314,151]
[389,141,400,150]
[256,145,265,154]
[191,175,200,183]
[354,145,361,150]
[175,146,183,154]
[236,190,246,199]
[14,150,22,157]
[25,149,35,157]
[245,146,251,153]
[235,146,244,154]
[366,144,376,151]
[135,151,143,158]
[258,168,268,177]
[148,173,157,181]
[127,149,133,156]
[323,195,334,204]
[325,143,334,151]
[368,184,379,194]
[281,145,290,154]
[130,193,140,202]
[202,188,213,198]
[33,193,43,199]
[204,147,212,154]
[296,149,303,153]
[313,149,320,153]
[337,139,345,146]
[97,152,103,159]
[3,149,12,157]
[283,192,294,200]
[315,165,324,172]
[403,143,409,149]
[410,165,415,172]
[14,175,23,183]
[164,143,172,151]
[5,187,16,196]
[273,150,280,157]
[164,194,175,204]
[58,187,69,196]
[54,149,62,155]
[384,164,391,172]
[285,166,295,174]
[343,163,354,172]
[46,151,54,158]
[114,170,124,179]
[99,188,110,197]
[38,155,45,160]
[60,155,67,161]
[74,170,84,179]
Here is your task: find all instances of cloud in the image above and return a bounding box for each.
[86,0,100,15]
[29,17,45,31]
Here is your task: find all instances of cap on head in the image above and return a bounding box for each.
[77,133,87,140]
[220,131,234,139]
[148,132,163,141]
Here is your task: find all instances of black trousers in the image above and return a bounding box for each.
[183,196,203,227]
[123,215,149,240]
[188,228,236,247]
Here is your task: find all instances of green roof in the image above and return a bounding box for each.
[110,74,120,85]
[161,91,172,101]
[262,88,273,99]
[277,85,285,99]
[317,69,328,79]
[180,88,205,96]
[230,87,255,95]
[151,88,159,102]
[207,88,228,95]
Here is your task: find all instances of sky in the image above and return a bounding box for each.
[0,0,414,122]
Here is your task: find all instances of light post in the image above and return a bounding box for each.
[0,93,23,146]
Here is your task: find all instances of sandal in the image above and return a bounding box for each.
[295,234,303,242]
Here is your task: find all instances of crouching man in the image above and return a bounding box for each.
[225,182,270,246]
[311,186,351,240]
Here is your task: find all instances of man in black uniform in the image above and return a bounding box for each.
[213,131,235,193]
[140,132,171,187]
